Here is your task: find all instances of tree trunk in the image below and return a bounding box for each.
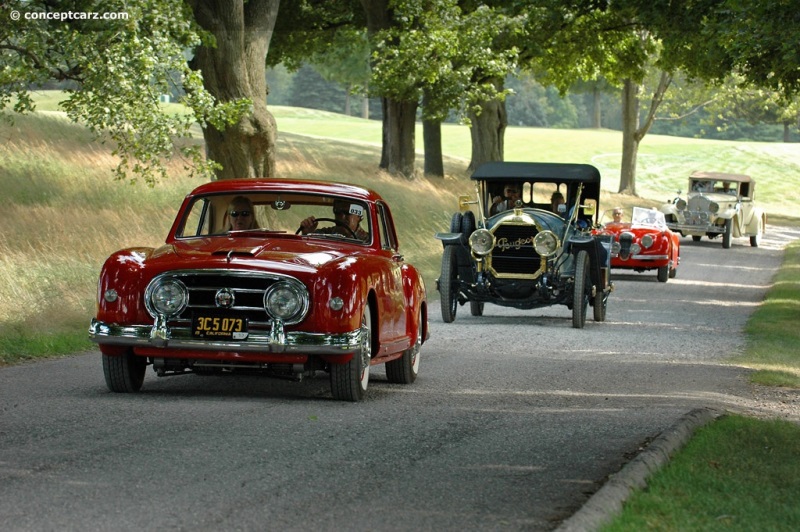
[592,86,602,129]
[619,72,672,195]
[362,0,418,177]
[423,119,444,177]
[784,122,791,143]
[468,84,507,172]
[344,84,352,116]
[619,79,640,195]
[422,90,444,177]
[188,0,279,180]
[381,98,418,176]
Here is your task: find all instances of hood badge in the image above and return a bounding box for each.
[215,288,235,309]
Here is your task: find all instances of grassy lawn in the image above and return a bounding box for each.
[2,92,800,527]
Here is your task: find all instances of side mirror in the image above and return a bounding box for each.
[581,203,596,216]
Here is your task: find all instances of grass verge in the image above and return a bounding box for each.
[602,240,800,529]
[602,414,800,531]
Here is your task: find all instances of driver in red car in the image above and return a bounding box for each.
[300,199,369,241]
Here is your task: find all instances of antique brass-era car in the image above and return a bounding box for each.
[89,179,428,402]
[435,162,613,328]
[659,171,766,248]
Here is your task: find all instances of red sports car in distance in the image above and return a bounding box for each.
[595,206,680,283]
[89,178,428,401]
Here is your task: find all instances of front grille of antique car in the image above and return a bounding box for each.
[159,271,290,330]
[683,197,715,227]
[489,223,542,277]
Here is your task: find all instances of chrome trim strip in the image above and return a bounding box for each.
[89,318,361,355]
[630,255,669,261]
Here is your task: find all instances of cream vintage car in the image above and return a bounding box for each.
[659,171,766,248]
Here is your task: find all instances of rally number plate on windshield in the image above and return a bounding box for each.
[191,313,249,340]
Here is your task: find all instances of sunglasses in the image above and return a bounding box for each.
[229,210,251,218]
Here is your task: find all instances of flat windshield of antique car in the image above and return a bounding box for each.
[175,192,371,243]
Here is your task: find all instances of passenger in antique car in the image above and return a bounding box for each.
[490,183,522,215]
[225,196,260,231]
[612,208,623,223]
[300,198,369,241]
[550,191,566,214]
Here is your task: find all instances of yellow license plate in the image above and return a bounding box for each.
[191,314,248,340]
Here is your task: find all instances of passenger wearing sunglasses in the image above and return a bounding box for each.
[300,199,369,242]
[226,196,260,231]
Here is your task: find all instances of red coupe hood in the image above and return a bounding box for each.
[154,237,354,273]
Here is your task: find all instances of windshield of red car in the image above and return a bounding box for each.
[174,192,371,244]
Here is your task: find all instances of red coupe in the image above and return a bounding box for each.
[594,207,680,282]
[89,179,428,401]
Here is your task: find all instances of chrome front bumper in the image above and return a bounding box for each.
[89,318,362,355]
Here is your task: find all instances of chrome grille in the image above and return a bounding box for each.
[490,224,541,275]
[159,270,282,328]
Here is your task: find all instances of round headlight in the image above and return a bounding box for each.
[534,231,559,257]
[641,234,654,248]
[676,199,686,211]
[149,280,188,317]
[469,229,494,256]
[709,202,719,214]
[264,282,308,322]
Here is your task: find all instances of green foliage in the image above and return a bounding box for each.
[0,0,249,185]
[370,0,524,120]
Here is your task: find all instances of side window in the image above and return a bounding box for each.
[377,202,398,251]
[178,198,212,237]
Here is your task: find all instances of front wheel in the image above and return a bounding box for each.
[691,235,702,242]
[572,250,590,329]
[386,309,422,384]
[657,265,669,283]
[470,301,484,316]
[592,291,607,322]
[750,220,763,247]
[331,305,372,401]
[103,349,146,392]
[722,218,733,249]
[440,245,458,323]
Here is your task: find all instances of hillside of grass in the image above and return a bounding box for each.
[1,92,800,363]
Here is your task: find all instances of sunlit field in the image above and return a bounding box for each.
[1,90,799,362]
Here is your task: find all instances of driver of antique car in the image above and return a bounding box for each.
[226,196,261,231]
[300,199,369,241]
[490,183,522,215]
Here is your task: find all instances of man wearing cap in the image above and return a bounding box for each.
[300,199,370,242]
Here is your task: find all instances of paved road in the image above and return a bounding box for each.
[1,226,797,531]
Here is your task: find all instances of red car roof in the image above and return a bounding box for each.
[187,178,383,203]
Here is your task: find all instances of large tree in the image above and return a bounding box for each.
[1,0,268,184]
[186,0,280,180]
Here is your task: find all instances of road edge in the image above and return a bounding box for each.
[555,407,726,532]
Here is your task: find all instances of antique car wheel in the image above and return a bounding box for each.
[470,301,484,316]
[750,221,762,247]
[295,217,358,239]
[572,250,590,329]
[102,349,146,393]
[657,265,669,283]
[592,291,607,322]
[449,212,463,233]
[669,266,677,279]
[692,235,702,242]
[440,245,458,323]
[461,210,475,237]
[330,305,372,401]
[722,219,733,249]
[386,309,421,384]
